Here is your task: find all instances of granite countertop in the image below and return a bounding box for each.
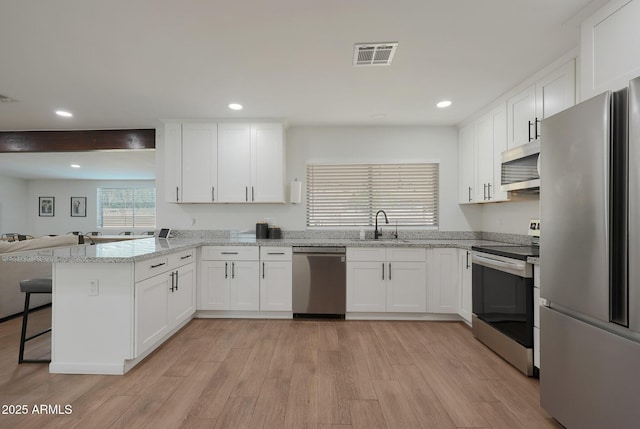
[0,236,511,264]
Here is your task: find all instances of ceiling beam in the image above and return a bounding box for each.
[0,129,155,152]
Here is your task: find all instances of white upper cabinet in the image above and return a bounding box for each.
[458,103,508,205]
[218,122,285,203]
[507,84,537,149]
[164,123,183,203]
[182,123,218,203]
[217,123,252,202]
[507,60,575,149]
[163,123,217,203]
[164,121,285,204]
[581,0,640,100]
[536,60,576,120]
[252,123,285,203]
[458,123,475,204]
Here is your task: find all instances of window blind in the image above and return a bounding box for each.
[306,163,438,227]
[97,188,156,228]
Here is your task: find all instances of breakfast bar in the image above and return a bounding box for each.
[2,235,528,375]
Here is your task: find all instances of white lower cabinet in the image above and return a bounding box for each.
[426,248,460,314]
[135,273,171,356]
[169,263,196,328]
[458,249,472,324]
[135,248,196,357]
[347,261,387,312]
[386,262,427,312]
[347,247,426,313]
[199,246,260,311]
[260,247,292,312]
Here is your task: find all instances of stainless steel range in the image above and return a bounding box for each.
[471,243,539,376]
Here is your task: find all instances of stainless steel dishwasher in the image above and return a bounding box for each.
[292,247,346,318]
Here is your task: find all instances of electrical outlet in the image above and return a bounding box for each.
[89,279,99,296]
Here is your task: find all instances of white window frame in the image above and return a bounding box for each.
[306,162,439,229]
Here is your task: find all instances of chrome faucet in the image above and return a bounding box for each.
[374,210,389,239]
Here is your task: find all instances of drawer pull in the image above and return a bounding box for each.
[180,254,192,260]
[267,252,285,255]
[221,252,238,255]
[150,262,166,269]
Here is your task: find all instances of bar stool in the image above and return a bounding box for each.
[19,278,52,363]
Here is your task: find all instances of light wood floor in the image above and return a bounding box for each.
[0,308,561,429]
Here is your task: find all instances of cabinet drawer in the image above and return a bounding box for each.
[347,247,386,262]
[135,255,170,282]
[386,247,426,262]
[260,246,292,261]
[169,248,195,268]
[201,246,259,261]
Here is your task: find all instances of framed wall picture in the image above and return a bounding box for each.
[71,197,87,217]
[39,197,55,217]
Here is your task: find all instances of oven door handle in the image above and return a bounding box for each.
[472,254,526,272]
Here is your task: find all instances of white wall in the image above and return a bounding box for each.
[0,174,29,235]
[26,179,155,236]
[156,125,483,232]
[480,198,539,235]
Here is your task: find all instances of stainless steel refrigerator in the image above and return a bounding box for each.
[540,76,640,428]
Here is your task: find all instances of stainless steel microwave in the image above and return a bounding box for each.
[501,140,540,192]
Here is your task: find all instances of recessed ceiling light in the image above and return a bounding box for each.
[228,103,243,110]
[70,164,80,168]
[56,110,73,117]
[436,100,452,108]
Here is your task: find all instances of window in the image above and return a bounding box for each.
[306,163,438,227]
[97,188,156,228]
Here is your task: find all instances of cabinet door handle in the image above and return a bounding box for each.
[388,263,392,280]
[245,186,248,202]
[262,262,265,279]
[466,251,470,269]
[487,183,492,200]
[176,186,179,202]
[175,270,179,291]
[170,271,175,292]
[252,186,255,201]
[535,117,540,139]
[232,262,235,279]
[212,186,215,202]
[225,262,228,279]
[483,183,487,201]
[151,262,166,269]
[468,186,472,202]
[528,120,533,142]
[382,263,385,280]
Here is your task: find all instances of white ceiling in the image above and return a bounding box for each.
[0,0,608,131]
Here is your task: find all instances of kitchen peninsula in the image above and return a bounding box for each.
[1,234,531,375]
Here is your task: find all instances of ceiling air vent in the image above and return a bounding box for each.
[353,42,398,66]
[0,94,17,103]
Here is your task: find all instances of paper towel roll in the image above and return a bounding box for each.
[290,180,302,204]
